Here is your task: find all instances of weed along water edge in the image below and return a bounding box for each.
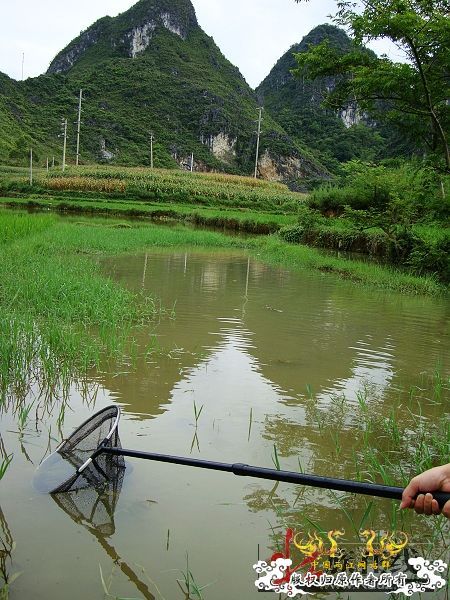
[0,214,448,599]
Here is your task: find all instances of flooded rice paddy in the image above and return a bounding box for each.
[1,248,449,599]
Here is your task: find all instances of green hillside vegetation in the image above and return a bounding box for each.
[0,74,31,160]
[292,1,449,172]
[0,0,447,290]
[0,0,326,181]
[256,25,389,171]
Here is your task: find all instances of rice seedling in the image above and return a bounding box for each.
[175,554,214,599]
[382,407,402,447]
[331,431,342,459]
[259,371,449,573]
[271,444,281,471]
[0,509,20,600]
[0,570,22,600]
[0,455,12,481]
[0,196,296,235]
[17,402,34,432]
[192,401,203,428]
[56,402,66,436]
[190,431,200,454]
[328,492,375,538]
[0,213,162,402]
[247,407,253,442]
[432,363,446,401]
[0,213,55,246]
[356,389,369,415]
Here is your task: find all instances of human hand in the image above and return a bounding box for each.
[400,464,450,518]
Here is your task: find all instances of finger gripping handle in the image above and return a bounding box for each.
[426,491,450,511]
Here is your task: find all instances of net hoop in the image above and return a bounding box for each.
[44,404,123,494]
[55,405,121,453]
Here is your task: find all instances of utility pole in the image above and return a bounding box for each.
[62,118,68,172]
[254,107,263,179]
[190,152,194,172]
[46,157,49,172]
[150,132,154,169]
[76,89,83,166]
[52,156,55,168]
[29,148,33,185]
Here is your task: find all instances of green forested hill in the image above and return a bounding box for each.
[256,24,388,171]
[0,0,326,180]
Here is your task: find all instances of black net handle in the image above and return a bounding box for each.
[89,447,450,510]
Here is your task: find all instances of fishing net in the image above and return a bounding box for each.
[35,405,125,494]
[52,470,123,537]
[51,467,156,600]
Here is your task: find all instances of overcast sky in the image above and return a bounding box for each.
[0,0,401,89]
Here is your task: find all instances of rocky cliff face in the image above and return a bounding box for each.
[48,20,108,74]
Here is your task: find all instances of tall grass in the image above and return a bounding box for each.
[175,553,213,599]
[0,214,158,403]
[253,236,443,296]
[0,455,12,482]
[0,213,55,245]
[46,165,288,190]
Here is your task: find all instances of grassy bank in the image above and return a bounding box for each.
[27,214,443,296]
[0,213,157,403]
[2,191,447,283]
[279,214,450,283]
[1,172,447,600]
[0,196,296,234]
[0,198,446,398]
[1,163,448,284]
[252,237,443,296]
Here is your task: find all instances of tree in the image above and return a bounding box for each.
[293,0,450,171]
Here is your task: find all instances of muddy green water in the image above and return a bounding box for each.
[1,249,449,599]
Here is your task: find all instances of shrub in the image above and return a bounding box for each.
[308,160,449,221]
[406,238,450,283]
[278,225,305,244]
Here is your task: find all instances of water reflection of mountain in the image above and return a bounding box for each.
[96,252,448,418]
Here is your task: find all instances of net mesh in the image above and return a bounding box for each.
[51,406,125,494]
[52,473,123,537]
